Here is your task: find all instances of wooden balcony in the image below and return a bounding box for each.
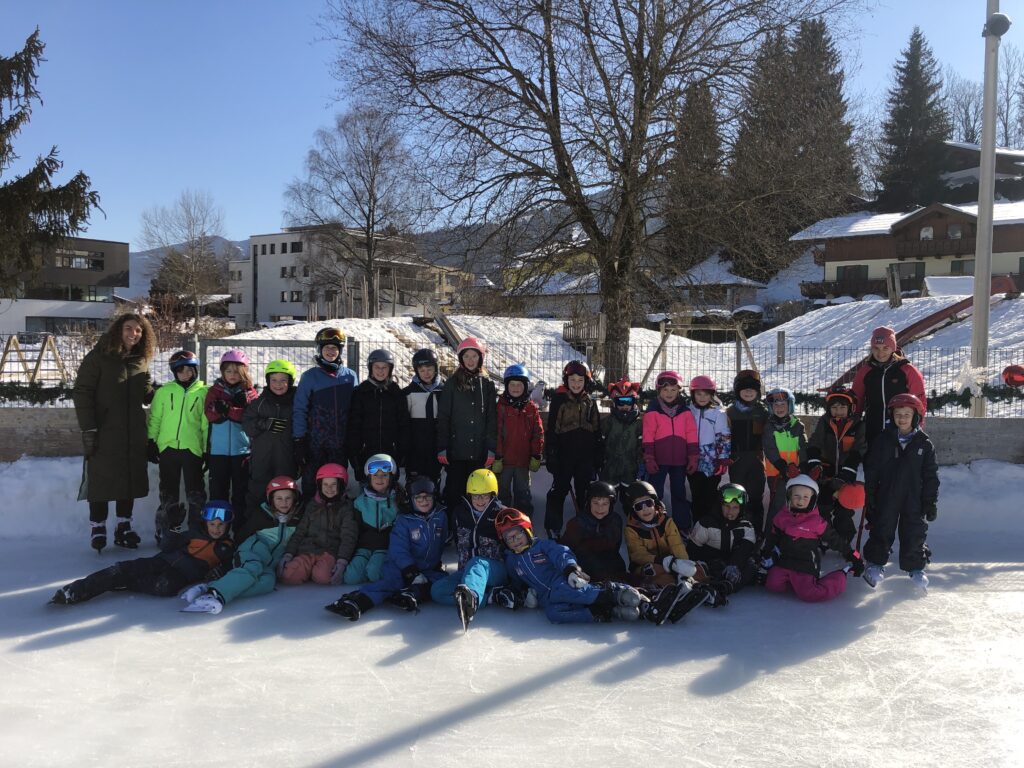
[895,237,977,259]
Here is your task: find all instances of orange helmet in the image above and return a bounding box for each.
[494,507,534,541]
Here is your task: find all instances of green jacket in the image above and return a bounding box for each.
[286,494,359,560]
[148,380,209,457]
[601,409,643,486]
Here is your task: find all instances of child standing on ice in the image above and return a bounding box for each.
[760,475,865,603]
[725,370,769,538]
[346,349,409,483]
[686,375,731,520]
[600,377,644,514]
[862,394,938,592]
[243,359,299,520]
[493,363,544,516]
[642,371,698,532]
[343,454,401,584]
[762,387,807,524]
[403,348,445,486]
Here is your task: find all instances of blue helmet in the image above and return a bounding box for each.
[766,387,795,415]
[503,363,531,389]
[169,350,199,372]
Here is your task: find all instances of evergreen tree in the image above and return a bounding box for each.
[0,30,100,300]
[876,27,951,211]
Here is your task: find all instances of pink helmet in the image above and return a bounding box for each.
[315,462,350,486]
[457,336,486,360]
[655,370,682,388]
[221,349,250,367]
[689,375,717,393]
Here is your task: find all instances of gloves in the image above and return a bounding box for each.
[644,456,659,476]
[923,502,938,522]
[662,556,697,577]
[847,550,865,577]
[179,583,208,603]
[760,556,774,570]
[437,450,448,466]
[686,456,699,475]
[212,398,230,416]
[401,565,421,586]
[81,430,98,457]
[714,458,732,476]
[786,463,801,478]
[491,458,503,475]
[838,465,859,484]
[330,559,348,586]
[723,565,742,585]
[231,391,249,407]
[484,451,495,468]
[293,438,308,469]
[147,439,160,465]
[802,458,822,481]
[529,455,542,473]
[268,418,288,434]
[277,554,294,577]
[564,565,590,589]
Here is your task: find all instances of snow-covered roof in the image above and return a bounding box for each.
[733,304,764,315]
[945,139,1024,160]
[757,248,822,304]
[513,271,599,296]
[947,200,1024,226]
[922,276,976,297]
[677,252,767,288]
[790,210,915,241]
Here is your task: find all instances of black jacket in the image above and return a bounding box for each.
[346,379,410,467]
[157,526,235,582]
[864,427,939,522]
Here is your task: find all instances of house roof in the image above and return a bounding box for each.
[513,271,599,296]
[791,201,1024,242]
[675,252,768,288]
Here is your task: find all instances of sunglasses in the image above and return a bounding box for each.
[202,505,233,523]
[632,498,656,512]
[413,493,433,502]
[721,488,747,505]
[614,396,636,405]
[766,395,788,404]
[366,459,396,476]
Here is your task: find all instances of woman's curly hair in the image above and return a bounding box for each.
[99,312,156,360]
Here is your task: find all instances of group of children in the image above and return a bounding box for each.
[54,326,940,622]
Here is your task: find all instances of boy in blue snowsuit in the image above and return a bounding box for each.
[325,476,448,620]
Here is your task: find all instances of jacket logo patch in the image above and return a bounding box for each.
[410,529,422,542]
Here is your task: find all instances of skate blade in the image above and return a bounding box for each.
[180,603,218,613]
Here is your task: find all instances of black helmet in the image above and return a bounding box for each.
[586,480,617,502]
[412,348,438,370]
[367,348,395,374]
[315,327,345,351]
[625,480,659,504]
[733,369,762,398]
[562,359,593,390]
[408,475,437,498]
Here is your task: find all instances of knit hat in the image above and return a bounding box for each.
[870,326,897,350]
[733,369,762,398]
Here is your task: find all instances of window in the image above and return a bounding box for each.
[53,248,104,270]
[281,242,288,254]
[919,226,933,241]
[280,291,288,302]
[261,244,267,255]
[288,266,297,277]
[280,267,288,278]
[951,259,975,276]
[948,223,962,240]
[837,265,868,282]
[253,245,258,257]
[270,243,276,255]
[290,290,303,302]
[291,241,303,253]
[303,265,310,277]
[1019,256,1024,275]
[896,262,925,280]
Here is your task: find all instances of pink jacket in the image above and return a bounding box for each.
[642,398,698,466]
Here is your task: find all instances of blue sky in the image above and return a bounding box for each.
[0,0,1016,246]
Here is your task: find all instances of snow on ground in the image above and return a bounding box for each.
[1,455,1022,767]
[757,248,825,305]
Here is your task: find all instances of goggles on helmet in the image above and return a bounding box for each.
[721,487,747,505]
[632,498,656,512]
[366,458,396,476]
[202,504,232,523]
[614,396,637,406]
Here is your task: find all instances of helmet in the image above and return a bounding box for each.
[494,507,534,542]
[689,375,717,393]
[655,370,682,388]
[456,337,486,363]
[625,479,659,505]
[412,348,439,370]
[562,360,592,387]
[824,383,857,411]
[836,481,866,510]
[719,483,748,507]
[733,369,762,398]
[265,358,297,382]
[503,363,531,389]
[585,481,617,512]
[364,454,396,476]
[169,350,199,372]
[408,475,437,498]
[315,462,349,487]
[785,474,819,510]
[315,327,346,350]
[367,348,395,375]
[766,387,795,415]
[220,349,250,367]
[466,468,498,496]
[887,392,925,428]
[1002,364,1024,387]
[202,500,233,524]
[607,377,640,399]
[265,475,299,503]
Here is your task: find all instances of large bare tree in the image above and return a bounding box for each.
[323,0,863,380]
[286,105,427,318]
[942,68,983,145]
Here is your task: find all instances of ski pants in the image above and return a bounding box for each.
[209,560,276,604]
[765,565,847,603]
[649,464,691,532]
[280,552,336,586]
[687,470,721,521]
[728,453,766,538]
[545,461,593,534]
[431,556,507,606]
[361,561,447,607]
[158,448,206,527]
[538,580,602,624]
[498,466,533,515]
[864,506,930,572]
[66,557,189,602]
[344,548,388,585]
[208,454,250,535]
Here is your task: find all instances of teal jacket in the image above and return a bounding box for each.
[209,504,296,604]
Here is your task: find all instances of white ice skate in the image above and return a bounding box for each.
[181,593,223,614]
[908,570,929,593]
[863,565,885,588]
[179,583,208,604]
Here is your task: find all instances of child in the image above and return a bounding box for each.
[181,476,300,614]
[544,360,601,540]
[436,337,498,519]
[642,370,698,532]
[760,475,865,603]
[851,326,927,447]
[600,377,643,514]
[862,394,938,592]
[806,384,867,547]
[279,463,358,586]
[430,468,507,629]
[494,363,544,515]
[561,481,628,582]
[624,480,698,590]
[346,349,410,483]
[403,348,445,485]
[148,350,209,537]
[51,501,234,605]
[293,327,359,499]
[325,476,449,620]
[344,454,401,584]
[496,508,649,623]
[725,369,769,538]
[687,484,758,593]
[243,359,299,521]
[205,349,258,533]
[687,375,732,520]
[762,386,807,525]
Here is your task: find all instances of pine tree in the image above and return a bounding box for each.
[876,27,951,211]
[0,29,100,300]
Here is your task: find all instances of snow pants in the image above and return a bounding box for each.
[765,566,847,603]
[863,506,930,572]
[538,581,602,624]
[209,560,276,604]
[728,452,766,538]
[649,464,692,532]
[158,448,206,527]
[545,460,594,535]
[818,491,857,549]
[431,556,507,606]
[281,552,336,586]
[344,548,388,585]
[208,454,250,535]
[361,561,447,607]
[687,470,720,521]
[498,466,533,515]
[64,557,189,602]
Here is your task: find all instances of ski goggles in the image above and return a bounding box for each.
[766,393,789,405]
[655,375,680,387]
[613,396,637,406]
[632,498,656,512]
[201,503,233,523]
[366,458,396,476]
[720,487,747,505]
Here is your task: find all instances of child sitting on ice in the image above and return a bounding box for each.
[760,475,865,603]
[624,480,697,589]
[51,501,234,605]
[325,476,449,620]
[687,484,758,594]
[561,480,628,582]
[344,454,401,584]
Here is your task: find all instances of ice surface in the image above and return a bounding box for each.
[1,456,1022,767]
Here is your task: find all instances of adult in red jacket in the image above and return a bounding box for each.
[850,326,926,447]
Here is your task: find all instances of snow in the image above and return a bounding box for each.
[949,200,1024,226]
[676,252,767,288]
[756,248,822,304]
[790,210,913,241]
[924,276,976,296]
[514,271,600,296]
[2,455,1022,767]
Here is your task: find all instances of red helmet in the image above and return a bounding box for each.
[1002,364,1024,387]
[886,393,925,418]
[265,475,299,503]
[836,482,866,510]
[607,377,640,399]
[494,507,534,541]
[315,462,349,486]
[457,337,486,361]
[689,375,717,393]
[824,384,858,410]
[655,370,682,388]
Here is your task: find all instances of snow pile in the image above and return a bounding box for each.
[756,248,823,304]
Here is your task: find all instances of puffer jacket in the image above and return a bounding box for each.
[346,379,410,468]
[436,371,497,461]
[762,415,807,477]
[763,504,852,577]
[863,427,939,524]
[561,508,626,580]
[148,378,209,457]
[352,488,400,551]
[496,394,544,467]
[243,387,298,486]
[726,401,769,455]
[807,414,866,480]
[545,387,601,468]
[285,493,358,560]
[403,375,444,474]
[454,495,505,568]
[387,505,448,578]
[205,378,257,456]
[688,404,731,476]
[687,511,757,569]
[504,538,578,602]
[851,356,927,444]
[600,407,642,486]
[293,363,359,460]
[643,397,698,467]
[156,525,235,583]
[624,508,688,573]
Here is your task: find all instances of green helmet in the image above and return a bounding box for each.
[265,359,297,383]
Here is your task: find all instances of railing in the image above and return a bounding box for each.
[895,237,977,258]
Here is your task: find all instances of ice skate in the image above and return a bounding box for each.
[114,519,140,549]
[49,586,78,605]
[90,524,106,553]
[181,592,224,614]
[490,585,522,610]
[863,565,885,588]
[611,605,641,621]
[325,596,364,621]
[908,570,929,593]
[643,582,689,625]
[178,583,208,604]
[387,589,420,613]
[607,582,644,609]
[454,585,478,633]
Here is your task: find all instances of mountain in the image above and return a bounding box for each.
[125,237,248,299]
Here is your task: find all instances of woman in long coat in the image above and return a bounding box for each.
[72,313,155,551]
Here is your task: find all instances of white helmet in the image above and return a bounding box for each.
[785,474,819,495]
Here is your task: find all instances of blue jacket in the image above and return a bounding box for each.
[293,364,359,460]
[504,538,578,605]
[205,379,256,456]
[387,505,448,579]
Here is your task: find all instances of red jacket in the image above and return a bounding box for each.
[496,395,544,467]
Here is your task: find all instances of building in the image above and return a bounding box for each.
[0,236,129,334]
[791,201,1024,299]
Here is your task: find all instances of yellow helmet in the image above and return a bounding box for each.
[466,468,498,496]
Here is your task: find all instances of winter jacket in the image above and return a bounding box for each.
[762,415,807,477]
[624,508,688,574]
[157,525,235,583]
[73,346,153,502]
[147,379,209,457]
[285,493,358,560]
[504,538,579,603]
[807,414,867,481]
[293,363,359,462]
[863,427,939,524]
[209,512,296,604]
[387,505,448,580]
[436,371,497,461]
[687,511,757,569]
[851,356,927,444]
[600,407,643,486]
[763,504,852,578]
[561,508,627,581]
[402,375,445,474]
[352,488,400,551]
[726,401,769,456]
[643,397,698,467]
[346,379,410,469]
[496,394,544,467]
[243,387,298,486]
[454,495,505,568]
[688,403,731,476]
[545,387,601,470]
[205,379,257,457]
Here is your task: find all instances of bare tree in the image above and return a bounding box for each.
[997,43,1023,148]
[285,105,428,318]
[323,0,865,380]
[140,189,226,335]
[943,67,983,145]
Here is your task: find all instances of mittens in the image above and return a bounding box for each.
[662,556,697,577]
[491,458,503,475]
[529,456,542,473]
